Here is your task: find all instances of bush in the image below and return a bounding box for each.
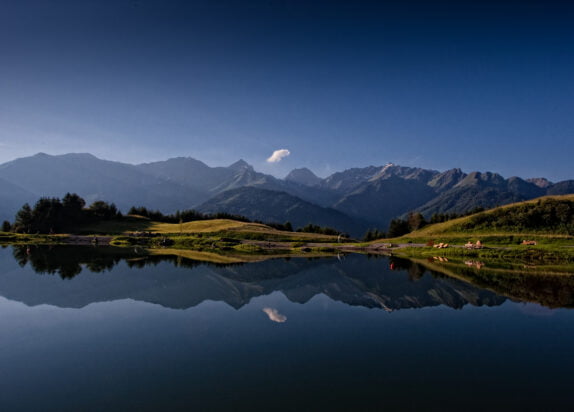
[363,228,386,241]
[387,219,410,238]
[2,221,11,233]
[297,224,342,236]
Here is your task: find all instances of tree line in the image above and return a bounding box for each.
[362,207,487,241]
[4,193,121,234]
[127,206,253,224]
[2,194,343,236]
[363,212,428,241]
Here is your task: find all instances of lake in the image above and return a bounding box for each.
[1,245,573,411]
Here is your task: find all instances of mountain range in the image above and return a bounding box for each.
[0,152,573,236]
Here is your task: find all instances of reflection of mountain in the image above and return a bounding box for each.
[0,246,506,311]
[212,256,506,310]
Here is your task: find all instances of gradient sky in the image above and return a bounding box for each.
[0,0,573,180]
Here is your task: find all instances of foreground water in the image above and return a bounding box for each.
[1,246,574,411]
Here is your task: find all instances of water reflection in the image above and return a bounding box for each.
[3,245,574,310]
[2,246,574,411]
[418,256,574,308]
[11,245,236,278]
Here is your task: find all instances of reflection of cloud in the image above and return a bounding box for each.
[262,307,287,323]
[267,149,290,163]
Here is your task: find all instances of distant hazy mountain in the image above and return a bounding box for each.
[0,153,203,215]
[284,168,322,186]
[137,156,282,198]
[136,156,232,194]
[0,152,573,233]
[334,175,437,227]
[138,157,338,207]
[196,186,365,235]
[0,178,37,222]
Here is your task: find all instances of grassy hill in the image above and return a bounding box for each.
[150,219,339,241]
[387,195,574,245]
[77,216,339,241]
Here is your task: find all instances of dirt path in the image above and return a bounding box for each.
[241,240,430,254]
[241,240,294,249]
[65,235,113,245]
[59,236,496,255]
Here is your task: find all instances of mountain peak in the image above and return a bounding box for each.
[527,177,553,188]
[58,153,99,161]
[162,156,209,167]
[427,168,467,190]
[457,171,505,187]
[228,159,252,171]
[285,168,322,186]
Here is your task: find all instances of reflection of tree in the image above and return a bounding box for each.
[388,257,426,281]
[85,261,117,273]
[58,263,83,279]
[13,245,85,278]
[12,245,131,279]
[408,262,426,281]
[124,255,211,270]
[12,246,30,267]
[11,245,242,279]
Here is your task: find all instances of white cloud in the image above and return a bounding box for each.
[262,307,287,323]
[267,149,290,163]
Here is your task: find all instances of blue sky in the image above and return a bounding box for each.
[0,0,572,180]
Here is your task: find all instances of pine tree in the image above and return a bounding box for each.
[15,203,33,233]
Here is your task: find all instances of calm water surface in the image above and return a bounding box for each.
[0,246,573,411]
